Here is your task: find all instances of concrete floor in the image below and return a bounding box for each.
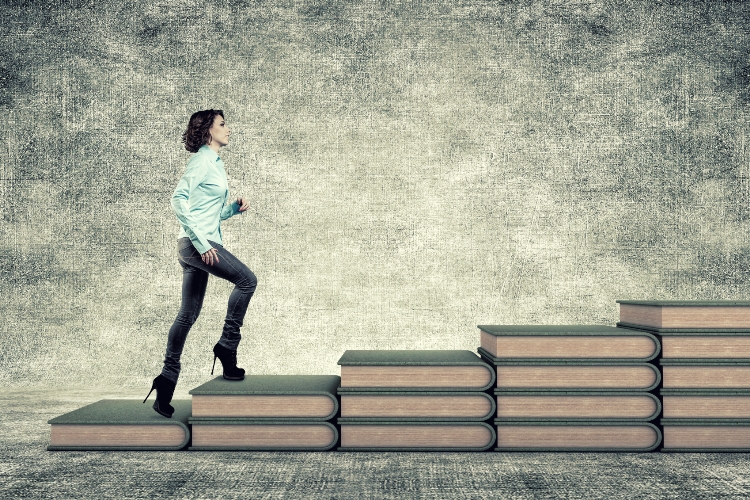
[1,387,748,499]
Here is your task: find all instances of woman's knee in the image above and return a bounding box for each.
[176,305,202,325]
[239,269,257,292]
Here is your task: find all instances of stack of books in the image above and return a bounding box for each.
[188,375,340,451]
[478,325,662,451]
[48,399,192,451]
[617,300,750,452]
[336,350,496,451]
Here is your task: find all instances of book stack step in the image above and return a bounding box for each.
[48,399,191,451]
[478,325,662,451]
[337,350,496,451]
[617,299,750,451]
[616,300,750,333]
[188,375,340,451]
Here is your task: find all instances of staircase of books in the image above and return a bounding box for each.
[48,300,750,452]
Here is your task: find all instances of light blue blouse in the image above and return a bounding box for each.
[171,145,240,254]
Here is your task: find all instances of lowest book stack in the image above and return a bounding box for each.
[337,350,497,451]
[478,325,663,451]
[48,399,192,451]
[617,300,750,452]
[188,375,341,451]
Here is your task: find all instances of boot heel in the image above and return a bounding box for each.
[211,355,217,375]
[143,383,155,403]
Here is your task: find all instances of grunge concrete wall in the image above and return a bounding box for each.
[2,0,750,389]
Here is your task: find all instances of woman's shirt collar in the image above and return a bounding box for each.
[198,144,222,163]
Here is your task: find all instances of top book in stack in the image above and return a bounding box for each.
[189,375,340,420]
[478,325,659,363]
[338,350,495,391]
[616,300,750,332]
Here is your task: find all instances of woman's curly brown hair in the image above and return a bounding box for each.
[182,109,224,153]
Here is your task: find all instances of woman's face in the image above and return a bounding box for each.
[208,114,230,147]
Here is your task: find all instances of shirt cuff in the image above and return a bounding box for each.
[191,235,213,255]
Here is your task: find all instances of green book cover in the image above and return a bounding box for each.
[477,326,660,363]
[616,300,750,306]
[660,388,750,396]
[189,375,340,421]
[478,325,626,335]
[188,420,339,451]
[189,375,340,395]
[659,359,750,366]
[338,350,488,365]
[616,301,750,333]
[48,399,191,451]
[336,420,496,452]
[337,350,495,392]
[617,323,750,334]
[659,390,750,421]
[493,421,662,452]
[477,346,660,364]
[660,418,750,452]
[492,391,661,422]
[661,418,750,424]
[485,360,661,391]
[336,391,496,421]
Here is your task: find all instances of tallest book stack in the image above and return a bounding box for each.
[478,325,662,451]
[617,300,750,452]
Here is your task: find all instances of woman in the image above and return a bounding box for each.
[144,109,258,418]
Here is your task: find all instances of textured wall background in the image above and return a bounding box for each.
[2,0,750,389]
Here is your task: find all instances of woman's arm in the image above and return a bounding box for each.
[220,197,249,220]
[220,199,240,220]
[171,160,213,254]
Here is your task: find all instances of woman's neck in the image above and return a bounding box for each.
[207,142,221,154]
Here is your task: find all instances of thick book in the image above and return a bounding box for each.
[493,391,661,421]
[337,420,496,451]
[660,419,750,451]
[616,300,750,332]
[660,359,750,389]
[661,389,750,418]
[657,334,750,360]
[48,399,191,451]
[188,375,340,420]
[494,421,662,451]
[338,391,495,421]
[477,325,659,362]
[487,361,660,391]
[188,419,338,451]
[337,350,495,391]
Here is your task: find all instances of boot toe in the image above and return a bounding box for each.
[152,401,174,418]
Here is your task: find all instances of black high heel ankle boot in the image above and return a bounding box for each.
[211,343,245,380]
[143,374,176,418]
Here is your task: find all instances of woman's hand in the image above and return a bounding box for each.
[202,247,219,266]
[237,197,250,212]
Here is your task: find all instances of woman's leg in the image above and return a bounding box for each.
[177,239,257,351]
[161,240,210,383]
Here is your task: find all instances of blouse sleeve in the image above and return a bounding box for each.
[220,199,240,221]
[171,159,212,254]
